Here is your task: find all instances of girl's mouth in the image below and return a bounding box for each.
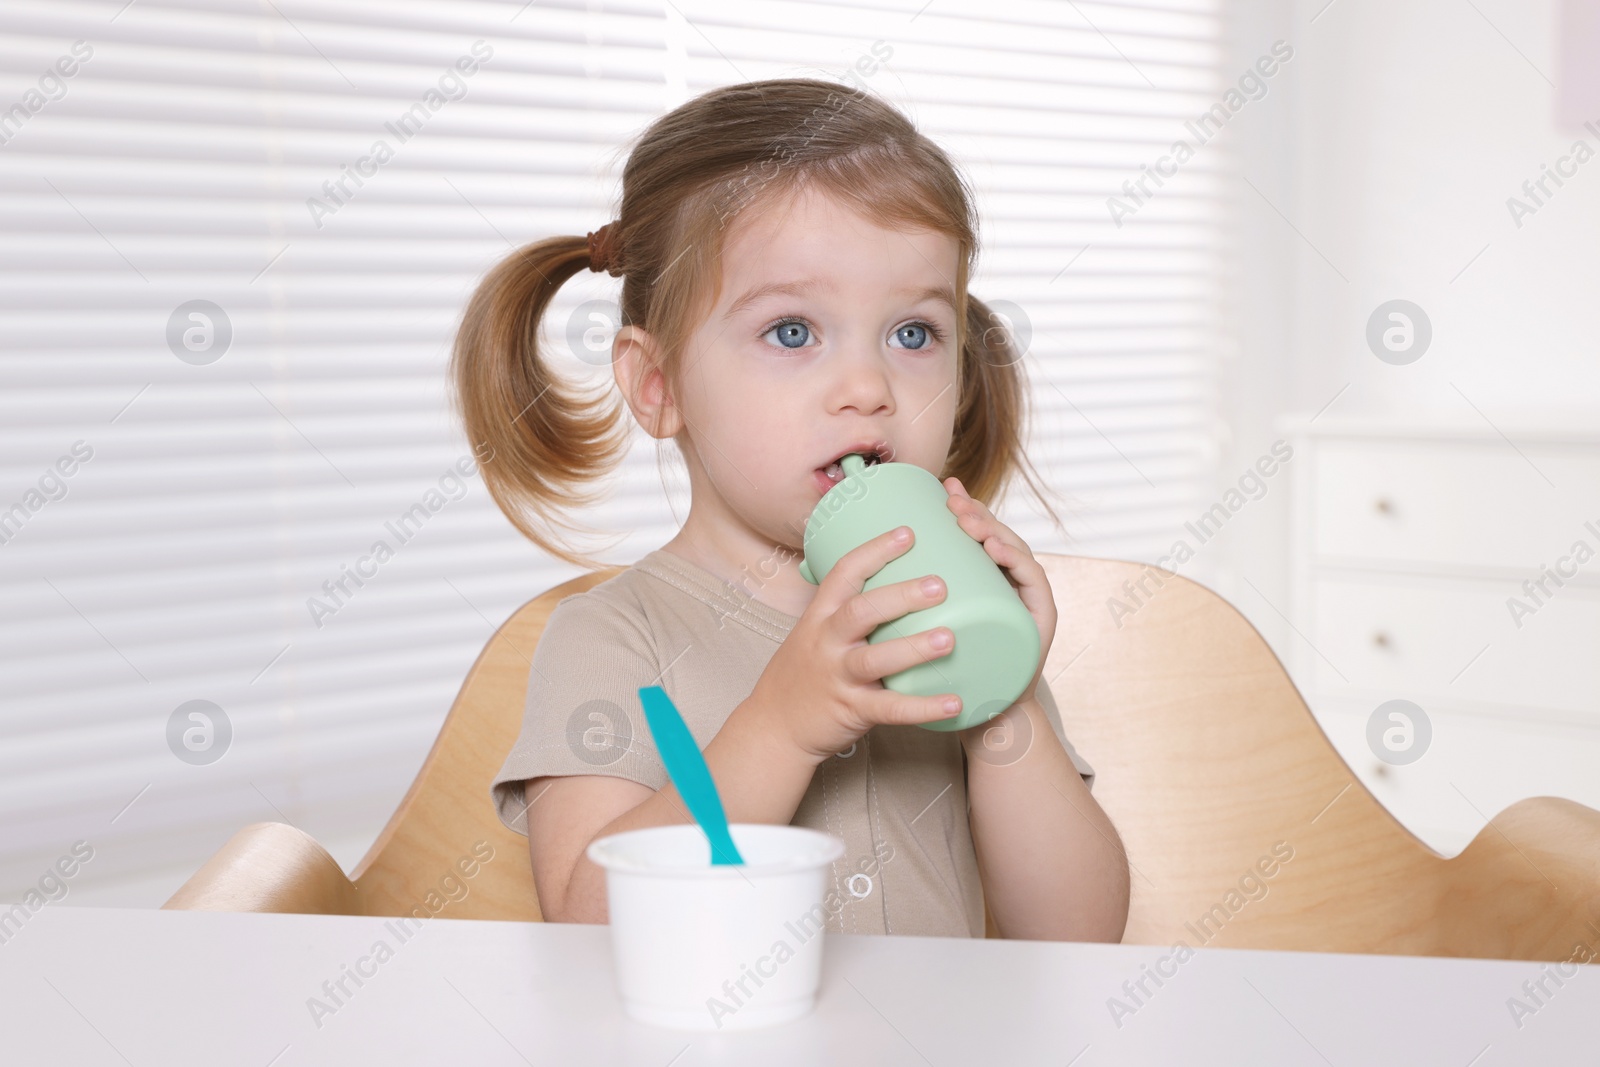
[815,450,884,492]
[822,454,880,482]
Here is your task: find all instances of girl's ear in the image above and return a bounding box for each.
[613,324,681,440]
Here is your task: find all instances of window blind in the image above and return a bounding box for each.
[0,0,1225,903]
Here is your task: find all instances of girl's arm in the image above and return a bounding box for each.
[963,695,1131,941]
[528,525,976,924]
[526,690,822,924]
[938,475,1131,941]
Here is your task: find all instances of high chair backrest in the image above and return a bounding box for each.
[1040,554,1600,961]
[348,566,626,921]
[168,554,1600,962]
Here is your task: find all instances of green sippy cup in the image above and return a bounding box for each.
[797,454,1041,732]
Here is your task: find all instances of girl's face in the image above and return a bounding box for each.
[661,184,963,557]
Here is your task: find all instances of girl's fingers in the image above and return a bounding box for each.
[816,524,915,618]
[986,536,1026,587]
[942,481,1056,691]
[963,508,1053,619]
[943,485,1036,573]
[844,623,956,687]
[946,481,1003,529]
[872,689,964,728]
[953,500,1028,559]
[841,573,948,649]
[943,480,1050,612]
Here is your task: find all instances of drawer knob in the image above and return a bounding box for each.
[1373,497,1394,514]
[1372,631,1391,648]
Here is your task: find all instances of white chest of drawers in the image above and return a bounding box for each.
[1284,415,1600,854]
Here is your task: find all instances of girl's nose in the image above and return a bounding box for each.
[826,345,894,415]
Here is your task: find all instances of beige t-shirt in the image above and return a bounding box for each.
[490,547,1095,938]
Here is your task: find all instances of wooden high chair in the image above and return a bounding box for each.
[165,556,1600,962]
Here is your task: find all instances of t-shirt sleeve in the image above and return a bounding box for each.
[489,591,670,836]
[1036,675,1096,792]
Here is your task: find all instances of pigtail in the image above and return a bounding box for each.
[449,237,633,571]
[947,295,1072,540]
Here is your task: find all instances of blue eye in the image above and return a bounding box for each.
[764,320,812,349]
[892,321,945,350]
[892,323,929,350]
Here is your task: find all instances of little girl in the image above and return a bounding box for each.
[456,78,1129,942]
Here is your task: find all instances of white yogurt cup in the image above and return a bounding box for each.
[587,823,846,1031]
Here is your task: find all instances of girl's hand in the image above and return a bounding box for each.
[942,476,1056,708]
[750,525,964,763]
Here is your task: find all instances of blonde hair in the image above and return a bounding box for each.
[450,77,1066,570]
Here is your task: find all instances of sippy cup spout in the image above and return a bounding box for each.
[840,453,869,477]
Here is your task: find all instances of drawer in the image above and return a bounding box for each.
[1310,438,1600,572]
[1311,700,1600,857]
[1306,574,1600,716]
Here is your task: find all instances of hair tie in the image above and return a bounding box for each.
[586,222,621,276]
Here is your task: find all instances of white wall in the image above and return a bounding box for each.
[1212,0,1600,654]
[1287,0,1599,417]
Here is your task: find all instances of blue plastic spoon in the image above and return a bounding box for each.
[637,685,745,866]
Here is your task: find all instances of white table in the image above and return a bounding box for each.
[1,906,1593,1064]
